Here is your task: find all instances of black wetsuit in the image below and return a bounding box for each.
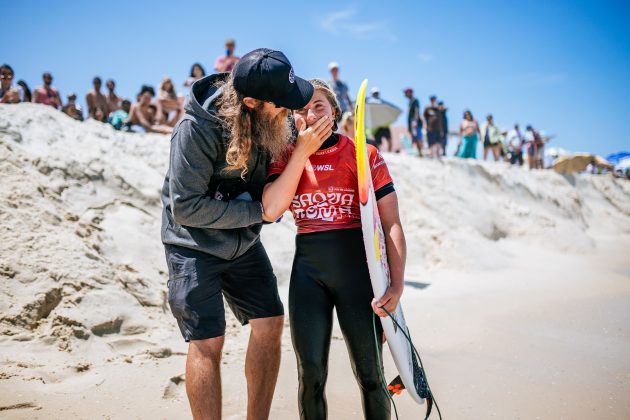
[284,134,394,420]
[290,228,390,420]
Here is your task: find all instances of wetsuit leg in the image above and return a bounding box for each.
[291,229,391,420]
[332,233,391,420]
[289,242,334,420]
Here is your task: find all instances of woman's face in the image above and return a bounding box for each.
[193,65,203,78]
[293,90,335,128]
[140,91,153,104]
[464,112,471,121]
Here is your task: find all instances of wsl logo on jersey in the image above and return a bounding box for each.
[305,163,334,172]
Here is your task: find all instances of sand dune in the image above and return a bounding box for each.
[0,103,629,419]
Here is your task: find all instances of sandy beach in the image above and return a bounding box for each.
[1,103,629,419]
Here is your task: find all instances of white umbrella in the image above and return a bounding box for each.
[616,157,630,171]
[364,98,402,129]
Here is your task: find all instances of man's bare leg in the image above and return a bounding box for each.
[186,336,225,420]
[245,315,284,420]
[415,141,423,157]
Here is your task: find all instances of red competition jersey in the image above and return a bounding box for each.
[267,134,393,234]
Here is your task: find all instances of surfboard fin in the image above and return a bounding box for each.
[387,375,405,395]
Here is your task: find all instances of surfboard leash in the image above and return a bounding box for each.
[372,308,443,420]
[372,312,401,419]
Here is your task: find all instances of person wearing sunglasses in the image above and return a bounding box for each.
[33,72,62,109]
[0,64,24,104]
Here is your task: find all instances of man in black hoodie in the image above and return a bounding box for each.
[161,48,329,419]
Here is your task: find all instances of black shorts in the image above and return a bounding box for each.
[427,131,441,146]
[164,242,284,341]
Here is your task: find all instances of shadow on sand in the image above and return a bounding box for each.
[404,280,431,290]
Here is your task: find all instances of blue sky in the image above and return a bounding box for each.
[3,0,629,156]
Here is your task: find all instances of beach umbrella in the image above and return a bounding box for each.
[551,153,612,174]
[605,151,630,166]
[364,98,402,129]
[616,157,630,171]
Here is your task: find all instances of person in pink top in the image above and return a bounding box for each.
[33,72,62,109]
[214,38,240,73]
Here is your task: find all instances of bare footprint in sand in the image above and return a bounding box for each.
[162,374,185,400]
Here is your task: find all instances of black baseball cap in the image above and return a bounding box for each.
[233,48,313,110]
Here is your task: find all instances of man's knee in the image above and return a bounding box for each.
[250,315,284,339]
[189,336,225,364]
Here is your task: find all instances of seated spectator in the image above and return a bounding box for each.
[183,63,206,88]
[109,99,132,130]
[92,106,107,122]
[86,77,110,122]
[106,79,121,112]
[128,85,172,134]
[62,102,83,121]
[157,76,183,126]
[65,92,84,121]
[17,80,31,102]
[33,72,62,109]
[1,64,24,103]
[3,88,21,104]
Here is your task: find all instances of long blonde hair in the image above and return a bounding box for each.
[215,75,256,177]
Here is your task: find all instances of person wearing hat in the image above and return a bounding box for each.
[328,61,353,114]
[62,92,84,121]
[214,38,240,73]
[161,48,331,420]
[404,87,423,156]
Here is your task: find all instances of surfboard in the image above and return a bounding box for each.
[354,79,427,406]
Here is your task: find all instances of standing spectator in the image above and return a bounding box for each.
[367,87,393,152]
[328,61,353,114]
[480,114,502,161]
[0,64,24,103]
[128,85,172,134]
[424,95,444,159]
[404,87,423,156]
[184,63,206,88]
[457,110,480,159]
[506,124,524,166]
[157,76,184,127]
[214,38,240,73]
[86,77,110,122]
[438,101,448,156]
[106,79,121,112]
[526,125,545,169]
[17,80,31,102]
[33,72,62,109]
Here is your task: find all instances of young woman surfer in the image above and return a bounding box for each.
[263,79,407,420]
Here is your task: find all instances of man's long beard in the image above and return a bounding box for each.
[251,108,291,161]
